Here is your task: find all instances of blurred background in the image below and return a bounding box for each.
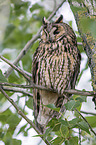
[0,0,96,145]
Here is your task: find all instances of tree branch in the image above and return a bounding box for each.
[0,55,31,82]
[0,86,51,145]
[4,0,66,78]
[0,82,96,97]
[80,110,96,116]
[47,0,66,21]
[73,6,96,93]
[18,66,32,77]
[4,34,40,78]
[75,108,96,136]
[2,86,33,97]
[1,83,96,137]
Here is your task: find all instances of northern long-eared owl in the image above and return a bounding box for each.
[32,15,81,132]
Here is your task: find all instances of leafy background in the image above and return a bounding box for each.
[0,0,96,145]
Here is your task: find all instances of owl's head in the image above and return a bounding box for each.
[41,15,66,43]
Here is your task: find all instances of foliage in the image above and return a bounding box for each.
[0,0,96,145]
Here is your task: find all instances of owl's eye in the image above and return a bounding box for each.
[54,30,60,35]
[43,25,47,29]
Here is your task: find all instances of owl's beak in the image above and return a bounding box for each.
[46,37,55,43]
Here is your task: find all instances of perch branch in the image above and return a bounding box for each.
[0,86,51,145]
[4,0,66,78]
[0,82,96,97]
[75,108,96,136]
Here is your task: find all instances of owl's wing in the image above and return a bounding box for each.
[71,49,81,89]
[32,48,44,132]
[32,49,39,122]
[32,49,61,131]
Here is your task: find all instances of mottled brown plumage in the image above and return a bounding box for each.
[32,15,81,132]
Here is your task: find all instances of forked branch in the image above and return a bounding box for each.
[0,86,51,145]
[0,55,31,82]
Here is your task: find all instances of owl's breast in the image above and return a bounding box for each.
[37,49,76,94]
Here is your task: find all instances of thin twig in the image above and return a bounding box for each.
[0,82,96,97]
[0,86,51,145]
[75,108,96,136]
[1,83,96,138]
[18,66,32,77]
[80,110,96,116]
[0,55,31,82]
[2,86,33,97]
[47,0,66,20]
[0,82,30,88]
[4,0,66,78]
[79,128,81,145]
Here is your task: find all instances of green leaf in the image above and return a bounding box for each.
[0,70,7,82]
[11,139,21,145]
[65,136,78,145]
[71,5,86,14]
[65,100,75,110]
[47,118,59,128]
[72,0,83,2]
[6,114,21,129]
[47,118,61,131]
[32,134,44,137]
[0,131,4,139]
[75,95,87,103]
[44,104,60,112]
[26,98,33,109]
[44,127,52,138]
[0,108,12,115]
[30,3,43,12]
[60,125,69,138]
[65,100,80,111]
[17,124,28,135]
[77,121,90,134]
[4,136,21,145]
[85,116,96,128]
[59,119,69,127]
[52,122,61,132]
[79,16,96,39]
[51,137,65,145]
[4,24,15,39]
[69,118,81,128]
[8,71,24,84]
[0,109,12,123]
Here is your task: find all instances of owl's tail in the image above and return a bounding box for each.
[36,92,69,133]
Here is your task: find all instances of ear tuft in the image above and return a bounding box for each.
[42,17,49,25]
[55,15,63,23]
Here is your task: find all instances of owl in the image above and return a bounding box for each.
[32,15,81,132]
